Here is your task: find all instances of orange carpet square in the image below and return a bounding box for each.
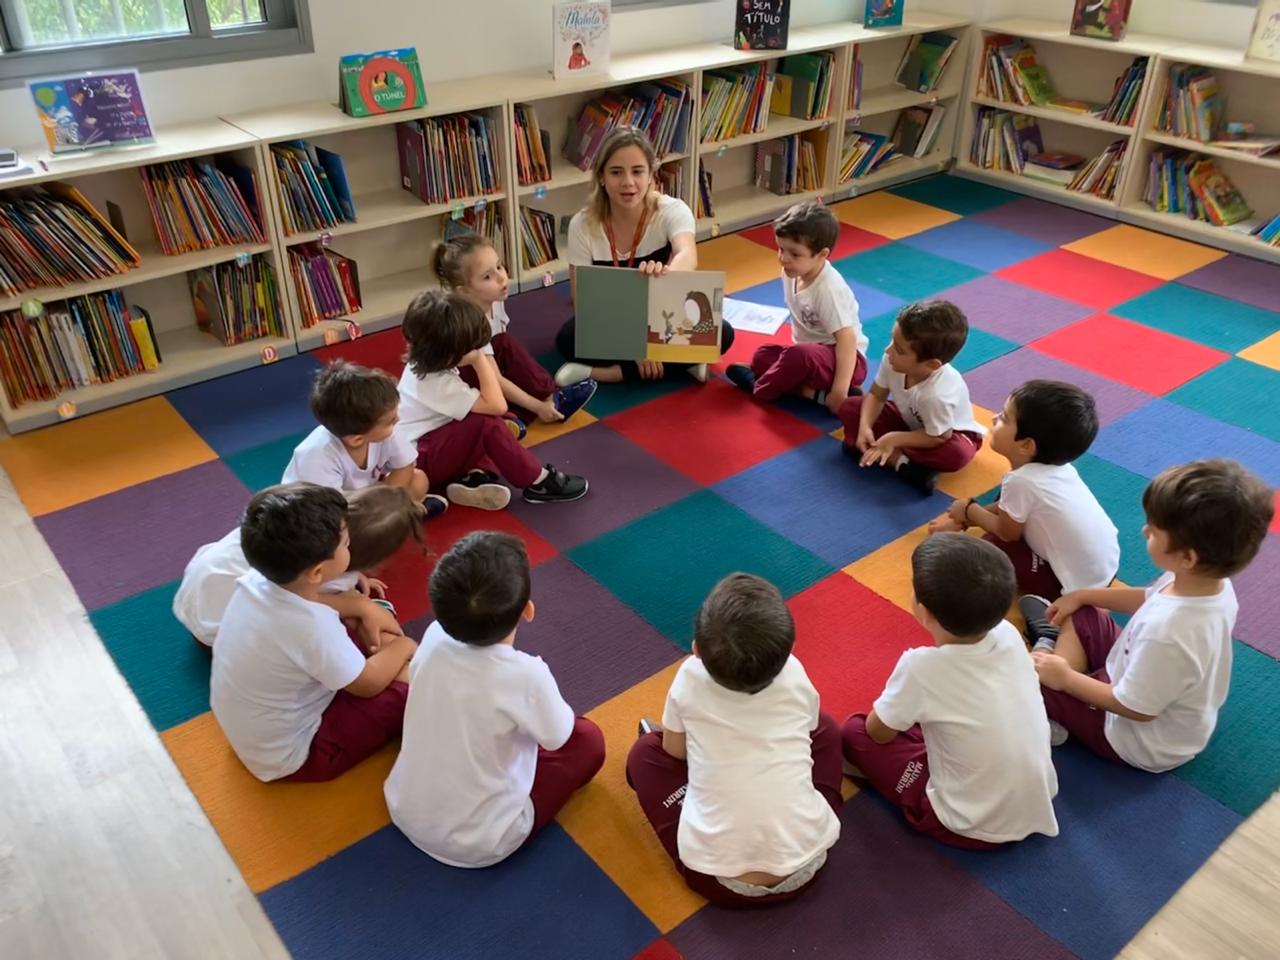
[831,192,960,240]
[1064,224,1226,280]
[695,234,786,294]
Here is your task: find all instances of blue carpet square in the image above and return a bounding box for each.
[714,437,949,568]
[222,431,309,497]
[900,219,1052,273]
[836,244,985,304]
[1167,357,1280,443]
[890,175,1020,215]
[1112,285,1277,354]
[944,743,1240,960]
[1073,454,1160,587]
[260,824,658,960]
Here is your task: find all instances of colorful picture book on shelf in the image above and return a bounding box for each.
[1159,65,1223,142]
[772,53,834,121]
[1247,1,1280,63]
[565,81,691,170]
[554,2,610,80]
[140,158,266,255]
[895,31,959,94]
[574,266,725,365]
[1099,57,1147,126]
[514,104,553,186]
[841,130,896,182]
[700,63,775,143]
[891,104,947,159]
[735,0,790,51]
[1145,149,1253,226]
[29,71,154,154]
[189,256,284,346]
[864,0,903,29]
[518,207,558,270]
[397,113,501,204]
[271,141,357,235]
[1070,0,1131,42]
[338,49,427,118]
[288,244,362,328]
[755,133,822,195]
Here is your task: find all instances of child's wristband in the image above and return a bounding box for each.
[964,498,977,523]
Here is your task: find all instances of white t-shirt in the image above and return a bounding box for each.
[210,571,367,782]
[873,362,985,438]
[999,462,1120,593]
[661,655,840,878]
[282,425,416,490]
[566,194,696,266]
[395,365,478,443]
[874,621,1060,843]
[385,622,575,867]
[783,262,868,353]
[480,301,511,356]
[1104,573,1236,773]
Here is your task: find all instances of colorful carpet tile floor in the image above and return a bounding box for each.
[4,175,1280,960]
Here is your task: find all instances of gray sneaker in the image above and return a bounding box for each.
[1019,594,1060,651]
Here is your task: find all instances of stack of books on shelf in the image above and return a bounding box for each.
[397,113,502,205]
[1067,141,1126,199]
[895,31,960,94]
[189,256,285,345]
[1208,125,1280,158]
[1158,66,1223,141]
[657,162,684,199]
[772,53,834,121]
[697,163,714,218]
[0,290,159,408]
[755,135,821,196]
[271,142,357,236]
[513,104,552,186]
[0,184,141,297]
[1145,149,1254,226]
[1023,151,1086,187]
[841,131,896,182]
[288,244,361,328]
[850,46,863,111]
[1099,58,1147,127]
[140,158,266,254]
[892,105,947,159]
[700,63,775,144]
[564,81,692,172]
[1252,213,1280,247]
[518,207,558,269]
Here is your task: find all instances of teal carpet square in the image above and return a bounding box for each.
[1168,357,1280,443]
[1074,453,1160,587]
[954,326,1019,374]
[1113,285,1279,354]
[835,244,984,305]
[567,489,832,649]
[1175,641,1280,817]
[89,581,211,732]
[890,175,1020,216]
[223,431,309,495]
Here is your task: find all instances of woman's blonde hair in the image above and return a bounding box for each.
[432,233,494,290]
[585,126,661,226]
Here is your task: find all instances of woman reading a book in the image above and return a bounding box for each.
[554,127,735,385]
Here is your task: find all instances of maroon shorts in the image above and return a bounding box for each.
[1039,606,1125,764]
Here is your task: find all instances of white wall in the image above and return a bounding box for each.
[983,0,1259,49]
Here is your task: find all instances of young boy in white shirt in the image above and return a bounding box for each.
[385,531,605,867]
[841,300,986,493]
[210,484,417,782]
[626,573,843,906]
[843,534,1060,848]
[283,359,445,517]
[931,380,1119,600]
[726,201,867,413]
[1027,459,1273,770]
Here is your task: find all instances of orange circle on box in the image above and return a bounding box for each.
[358,58,421,114]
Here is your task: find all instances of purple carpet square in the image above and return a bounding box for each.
[937,275,1094,344]
[964,348,1154,426]
[36,460,249,611]
[508,282,574,357]
[1177,255,1280,314]
[509,423,700,550]
[668,791,1076,960]
[971,196,1115,246]
[520,557,683,712]
[1230,533,1280,659]
[900,219,1052,273]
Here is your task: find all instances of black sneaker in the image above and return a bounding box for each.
[446,469,511,511]
[637,717,662,738]
[1019,595,1060,651]
[553,378,598,420]
[523,465,588,503]
[423,494,448,519]
[896,459,938,494]
[725,363,757,394]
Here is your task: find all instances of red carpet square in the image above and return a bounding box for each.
[1032,314,1229,395]
[607,379,822,485]
[739,221,889,260]
[997,249,1163,310]
[712,325,792,374]
[313,327,409,377]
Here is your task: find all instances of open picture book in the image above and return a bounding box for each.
[574,266,726,364]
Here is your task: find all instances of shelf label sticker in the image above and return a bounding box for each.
[717,144,727,157]
[816,194,824,204]
[260,345,279,364]
[710,222,721,238]
[542,272,554,288]
[346,321,362,340]
[475,198,488,213]
[534,185,547,200]
[20,298,42,319]
[235,251,252,267]
[851,114,862,127]
[451,203,465,220]
[319,231,333,248]
[56,401,76,420]
[323,327,341,346]
[821,120,830,129]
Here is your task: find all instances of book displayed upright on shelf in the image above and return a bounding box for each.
[29,71,154,154]
[697,162,714,218]
[140,158,266,254]
[396,113,501,204]
[1159,66,1224,142]
[700,63,775,143]
[771,53,834,121]
[288,243,362,328]
[574,266,726,365]
[1247,1,1280,63]
[1099,57,1147,126]
[895,32,959,94]
[514,104,553,186]
[1070,0,1131,42]
[850,46,863,110]
[564,81,691,170]
[864,0,904,29]
[554,2,610,80]
[735,0,790,51]
[755,133,823,195]
[892,104,946,158]
[1145,149,1253,226]
[518,207,558,269]
[189,256,284,346]
[338,49,427,118]
[271,142,357,235]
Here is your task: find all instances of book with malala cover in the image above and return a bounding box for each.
[553,3,610,80]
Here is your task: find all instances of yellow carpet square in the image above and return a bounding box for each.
[1238,332,1280,372]
[843,524,928,613]
[1063,225,1225,280]
[696,234,783,294]
[831,192,960,240]
[936,406,1008,500]
[523,409,598,448]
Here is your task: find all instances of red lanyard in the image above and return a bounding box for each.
[604,209,649,268]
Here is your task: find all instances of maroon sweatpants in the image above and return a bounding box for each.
[749,342,868,402]
[459,333,557,423]
[838,397,983,472]
[1039,606,1125,763]
[624,711,845,907]
[415,413,542,487]
[523,717,607,842]
[840,715,1002,850]
[984,533,1063,599]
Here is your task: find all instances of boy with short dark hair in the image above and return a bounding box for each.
[385,532,604,867]
[211,484,417,782]
[840,300,985,493]
[843,534,1059,848]
[931,379,1119,600]
[1028,458,1274,771]
[726,201,867,413]
[626,573,843,906]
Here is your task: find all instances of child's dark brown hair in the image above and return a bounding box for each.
[401,288,491,377]
[310,359,399,437]
[432,234,494,290]
[773,200,839,256]
[896,300,969,364]
[344,485,426,573]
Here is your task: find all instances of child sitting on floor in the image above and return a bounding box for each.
[626,573,843,906]
[433,233,597,430]
[385,532,605,867]
[395,289,588,510]
[842,534,1059,849]
[726,201,867,413]
[840,300,985,493]
[1026,459,1273,771]
[175,484,424,646]
[283,359,444,516]
[211,484,418,782]
[930,379,1119,599]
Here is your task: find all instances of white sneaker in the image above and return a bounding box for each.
[1048,720,1069,747]
[688,363,709,383]
[555,362,593,388]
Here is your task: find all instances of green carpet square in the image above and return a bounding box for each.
[954,327,1020,374]
[890,175,1020,216]
[89,581,211,732]
[836,244,984,305]
[1113,285,1277,354]
[1074,453,1159,587]
[224,431,309,494]
[1168,358,1280,443]
[567,489,833,649]
[535,348,699,420]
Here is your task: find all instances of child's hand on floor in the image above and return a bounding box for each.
[1032,651,1072,690]
[928,513,964,534]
